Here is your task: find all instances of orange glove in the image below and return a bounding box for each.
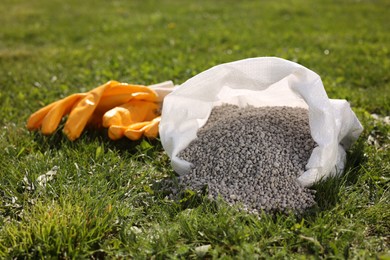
[27,81,158,141]
[102,100,161,140]
[101,81,176,140]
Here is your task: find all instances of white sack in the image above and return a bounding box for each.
[159,57,363,187]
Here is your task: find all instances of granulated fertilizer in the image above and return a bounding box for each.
[177,104,317,214]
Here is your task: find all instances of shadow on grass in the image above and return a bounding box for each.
[31,123,164,158]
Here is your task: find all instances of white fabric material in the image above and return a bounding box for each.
[159,57,363,187]
[149,81,176,102]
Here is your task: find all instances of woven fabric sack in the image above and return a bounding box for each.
[159,57,363,187]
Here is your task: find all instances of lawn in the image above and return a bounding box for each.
[0,0,389,258]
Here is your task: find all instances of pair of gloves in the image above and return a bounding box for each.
[27,80,174,141]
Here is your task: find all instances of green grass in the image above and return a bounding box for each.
[0,0,389,258]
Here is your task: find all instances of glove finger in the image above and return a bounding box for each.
[102,101,159,128]
[124,128,144,141]
[27,101,60,131]
[103,107,132,127]
[124,117,161,141]
[40,94,87,135]
[63,82,113,140]
[27,93,85,133]
[107,125,126,140]
[108,121,151,141]
[123,121,150,141]
[143,117,161,139]
[121,101,159,122]
[96,83,158,112]
[96,92,158,115]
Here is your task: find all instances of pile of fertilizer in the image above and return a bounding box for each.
[176,104,317,214]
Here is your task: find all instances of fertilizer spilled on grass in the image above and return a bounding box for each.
[176,104,317,214]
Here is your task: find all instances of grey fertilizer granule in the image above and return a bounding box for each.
[177,104,317,214]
